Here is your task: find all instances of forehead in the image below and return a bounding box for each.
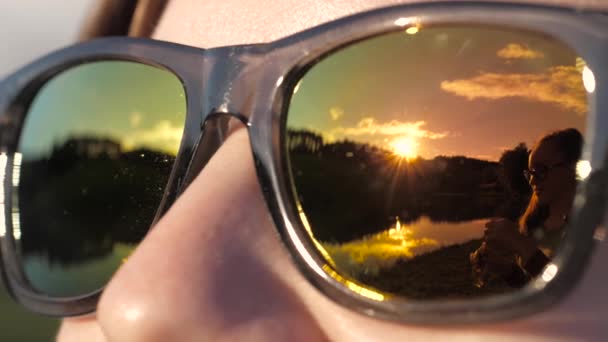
[154,0,608,48]
[530,140,563,165]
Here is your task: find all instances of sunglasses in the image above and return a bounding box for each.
[523,161,569,182]
[1,2,607,323]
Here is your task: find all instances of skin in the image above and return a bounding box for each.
[58,0,608,341]
[528,140,577,210]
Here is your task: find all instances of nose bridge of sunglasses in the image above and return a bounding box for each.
[199,45,269,120]
[179,113,249,191]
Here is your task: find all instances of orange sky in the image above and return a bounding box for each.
[288,25,589,161]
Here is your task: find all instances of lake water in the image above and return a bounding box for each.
[322,216,488,277]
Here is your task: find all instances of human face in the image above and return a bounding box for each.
[527,140,575,205]
[58,1,608,341]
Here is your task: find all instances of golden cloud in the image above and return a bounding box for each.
[497,43,544,59]
[329,106,344,121]
[327,118,448,142]
[122,120,183,154]
[129,111,142,128]
[440,66,587,114]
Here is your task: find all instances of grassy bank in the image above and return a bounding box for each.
[360,239,516,299]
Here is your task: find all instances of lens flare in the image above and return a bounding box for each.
[406,26,420,35]
[582,66,596,93]
[576,160,592,180]
[389,136,418,160]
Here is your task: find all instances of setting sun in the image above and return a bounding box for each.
[390,137,418,160]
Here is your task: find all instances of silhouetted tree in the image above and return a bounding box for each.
[287,130,324,153]
[19,136,175,264]
[498,143,530,198]
[287,129,510,243]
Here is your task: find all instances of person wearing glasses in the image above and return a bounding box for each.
[474,128,583,288]
[1,0,607,341]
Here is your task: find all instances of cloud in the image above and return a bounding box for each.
[122,120,183,154]
[329,106,344,121]
[497,43,544,59]
[327,118,448,142]
[129,112,142,128]
[440,66,587,114]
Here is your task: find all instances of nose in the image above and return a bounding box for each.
[527,170,542,187]
[93,129,326,341]
[529,173,538,186]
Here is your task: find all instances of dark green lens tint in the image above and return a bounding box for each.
[287,25,589,300]
[16,61,186,297]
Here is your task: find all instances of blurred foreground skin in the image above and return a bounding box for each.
[58,0,608,341]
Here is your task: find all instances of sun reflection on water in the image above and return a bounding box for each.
[322,218,439,277]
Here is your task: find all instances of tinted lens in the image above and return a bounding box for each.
[15,61,186,297]
[287,26,589,300]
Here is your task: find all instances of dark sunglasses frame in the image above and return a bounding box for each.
[524,161,571,182]
[1,1,608,323]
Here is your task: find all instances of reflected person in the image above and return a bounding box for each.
[476,128,583,287]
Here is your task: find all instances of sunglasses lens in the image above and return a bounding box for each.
[287,25,588,299]
[15,61,186,297]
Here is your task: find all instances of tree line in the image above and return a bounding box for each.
[287,129,531,243]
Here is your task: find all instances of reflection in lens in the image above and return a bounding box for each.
[16,61,186,297]
[287,26,587,300]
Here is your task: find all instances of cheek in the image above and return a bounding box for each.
[57,318,106,342]
[549,170,574,186]
[542,172,571,198]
